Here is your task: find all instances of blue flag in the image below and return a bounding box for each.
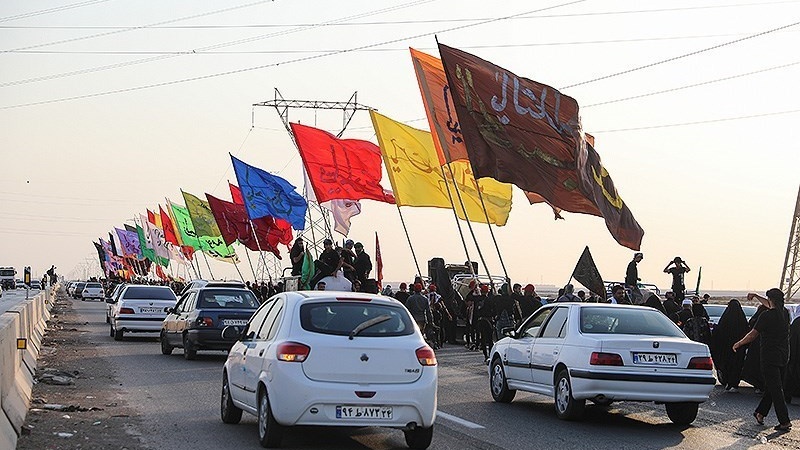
[230,154,307,230]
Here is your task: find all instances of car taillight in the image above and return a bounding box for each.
[590,352,624,366]
[119,307,135,314]
[416,346,437,366]
[687,356,713,370]
[196,317,214,327]
[276,342,310,362]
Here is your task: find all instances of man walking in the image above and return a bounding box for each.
[625,252,644,304]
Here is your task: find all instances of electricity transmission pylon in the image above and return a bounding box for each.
[780,185,800,300]
[252,88,373,263]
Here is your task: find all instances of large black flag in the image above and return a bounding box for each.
[571,246,605,297]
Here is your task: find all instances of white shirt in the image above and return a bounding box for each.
[319,270,352,292]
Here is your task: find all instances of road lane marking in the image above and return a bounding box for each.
[436,411,485,429]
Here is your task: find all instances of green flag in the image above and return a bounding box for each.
[300,247,315,290]
[136,224,157,264]
[169,201,202,250]
[181,190,239,263]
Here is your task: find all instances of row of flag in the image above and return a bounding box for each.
[93,42,644,280]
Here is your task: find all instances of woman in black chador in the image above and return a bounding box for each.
[710,299,748,392]
[784,308,800,403]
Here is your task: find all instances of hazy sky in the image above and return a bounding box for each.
[1,0,799,292]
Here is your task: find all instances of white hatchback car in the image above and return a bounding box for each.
[488,303,715,424]
[220,291,437,449]
[109,285,177,341]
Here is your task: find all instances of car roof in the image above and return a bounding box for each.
[289,290,400,305]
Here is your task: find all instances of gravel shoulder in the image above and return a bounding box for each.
[16,290,148,450]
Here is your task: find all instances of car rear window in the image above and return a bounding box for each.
[123,286,177,301]
[86,283,102,288]
[300,302,414,337]
[580,307,684,337]
[198,289,259,309]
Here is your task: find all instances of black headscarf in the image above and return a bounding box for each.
[710,299,749,389]
[644,294,666,315]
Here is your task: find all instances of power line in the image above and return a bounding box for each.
[0,0,433,88]
[0,0,113,24]
[0,0,275,53]
[0,0,589,110]
[2,0,797,28]
[583,59,800,108]
[588,107,800,133]
[560,19,800,89]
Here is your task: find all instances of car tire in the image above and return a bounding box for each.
[113,327,124,341]
[489,358,516,403]
[220,373,243,424]
[404,423,434,449]
[665,402,699,425]
[257,389,283,448]
[554,369,585,420]
[160,331,174,355]
[183,335,197,360]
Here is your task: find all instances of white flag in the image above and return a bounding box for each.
[322,199,362,236]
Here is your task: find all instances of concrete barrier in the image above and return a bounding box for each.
[0,288,53,448]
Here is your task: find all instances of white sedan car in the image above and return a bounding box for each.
[488,303,715,424]
[109,285,177,341]
[220,291,437,449]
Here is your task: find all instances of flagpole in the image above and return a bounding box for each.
[474,179,509,282]
[232,257,246,282]
[395,205,422,278]
[439,166,477,278]
[243,245,258,282]
[248,220,274,283]
[200,249,215,279]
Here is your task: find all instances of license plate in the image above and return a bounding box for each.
[633,352,677,365]
[335,406,393,420]
[222,319,248,326]
[140,307,163,314]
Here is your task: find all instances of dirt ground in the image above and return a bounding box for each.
[15,290,147,450]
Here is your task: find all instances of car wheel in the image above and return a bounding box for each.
[257,389,283,448]
[554,369,585,420]
[113,327,124,341]
[160,331,174,355]
[665,402,699,425]
[220,373,243,424]
[183,335,197,360]
[403,424,434,449]
[489,358,516,403]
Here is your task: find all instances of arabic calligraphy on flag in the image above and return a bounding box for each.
[437,43,643,250]
[230,155,308,230]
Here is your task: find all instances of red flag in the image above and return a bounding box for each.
[159,205,179,246]
[155,264,167,280]
[229,182,244,205]
[146,209,156,225]
[438,43,643,250]
[290,122,395,204]
[375,232,383,291]
[206,193,289,258]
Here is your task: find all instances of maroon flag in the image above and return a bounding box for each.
[438,43,643,250]
[290,122,395,204]
[206,193,290,257]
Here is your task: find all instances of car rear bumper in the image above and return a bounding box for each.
[569,368,714,402]
[266,364,437,428]
[186,329,235,350]
[114,317,165,332]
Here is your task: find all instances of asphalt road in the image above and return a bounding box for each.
[69,299,800,450]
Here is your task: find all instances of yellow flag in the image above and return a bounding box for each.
[370,110,512,226]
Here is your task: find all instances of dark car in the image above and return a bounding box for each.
[72,282,87,299]
[160,287,260,360]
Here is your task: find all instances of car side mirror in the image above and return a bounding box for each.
[501,326,516,338]
[221,326,242,341]
[105,298,115,304]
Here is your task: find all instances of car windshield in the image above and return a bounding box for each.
[300,302,414,337]
[198,289,259,309]
[580,307,685,337]
[123,286,177,300]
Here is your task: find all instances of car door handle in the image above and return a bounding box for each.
[258,349,264,357]
[553,350,559,355]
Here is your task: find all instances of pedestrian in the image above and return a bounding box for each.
[289,237,305,277]
[710,299,748,392]
[625,252,644,303]
[557,284,578,302]
[474,284,495,362]
[733,289,792,431]
[406,283,432,331]
[784,306,800,403]
[382,284,394,296]
[341,239,357,282]
[677,299,694,326]
[691,295,710,320]
[702,293,711,304]
[492,283,522,339]
[394,282,410,305]
[352,279,362,292]
[663,291,681,322]
[663,257,691,302]
[742,304,768,394]
[608,284,631,304]
[353,242,372,285]
[518,284,541,318]
[316,281,327,290]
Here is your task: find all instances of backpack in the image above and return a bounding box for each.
[682,317,711,344]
